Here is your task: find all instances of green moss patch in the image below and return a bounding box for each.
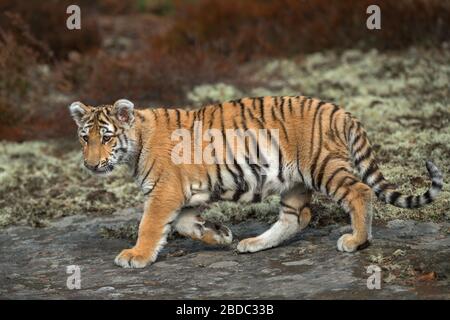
[0,140,143,227]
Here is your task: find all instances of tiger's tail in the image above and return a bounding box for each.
[347,118,443,208]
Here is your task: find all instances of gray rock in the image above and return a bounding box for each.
[208,261,239,268]
[0,213,448,299]
[282,259,315,266]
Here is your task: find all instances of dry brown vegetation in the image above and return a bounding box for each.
[0,0,449,140]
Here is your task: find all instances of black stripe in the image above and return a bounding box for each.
[325,167,349,195]
[270,103,289,141]
[143,177,160,196]
[389,191,401,204]
[362,161,378,182]
[296,145,305,183]
[280,200,297,212]
[251,98,257,112]
[164,109,170,124]
[206,172,212,191]
[299,96,307,118]
[351,131,364,151]
[190,110,198,133]
[219,104,225,133]
[328,104,339,128]
[306,98,313,112]
[353,133,368,156]
[258,97,265,123]
[374,181,392,197]
[310,105,326,189]
[215,163,223,188]
[280,97,286,121]
[278,146,285,183]
[151,109,158,120]
[347,120,356,143]
[423,190,432,204]
[370,173,384,187]
[309,100,320,154]
[283,211,299,217]
[141,160,156,185]
[238,100,248,131]
[175,109,181,129]
[247,161,261,182]
[249,129,268,167]
[405,196,413,208]
[355,147,372,167]
[232,157,248,200]
[337,189,351,205]
[246,104,264,129]
[333,112,346,146]
[98,118,110,127]
[315,153,334,191]
[431,180,443,189]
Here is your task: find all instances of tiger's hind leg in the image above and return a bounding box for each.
[330,175,373,252]
[237,184,312,253]
[172,207,233,245]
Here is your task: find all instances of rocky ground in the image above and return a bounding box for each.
[0,208,448,299]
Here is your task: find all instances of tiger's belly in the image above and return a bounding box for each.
[186,175,292,206]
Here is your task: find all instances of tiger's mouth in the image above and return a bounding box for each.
[85,163,115,175]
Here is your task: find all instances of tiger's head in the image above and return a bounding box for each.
[69,99,136,175]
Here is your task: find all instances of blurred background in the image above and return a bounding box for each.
[0,0,449,229]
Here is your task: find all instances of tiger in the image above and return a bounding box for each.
[69,96,443,268]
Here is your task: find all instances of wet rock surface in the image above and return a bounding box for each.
[0,209,448,299]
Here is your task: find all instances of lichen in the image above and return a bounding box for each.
[187,83,243,106]
[0,140,143,227]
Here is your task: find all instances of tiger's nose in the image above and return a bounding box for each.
[84,160,99,170]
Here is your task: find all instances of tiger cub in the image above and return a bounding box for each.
[69,97,443,268]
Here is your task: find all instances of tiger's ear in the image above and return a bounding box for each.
[69,101,90,127]
[113,99,134,125]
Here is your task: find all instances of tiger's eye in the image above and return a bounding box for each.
[82,135,89,142]
[103,135,111,143]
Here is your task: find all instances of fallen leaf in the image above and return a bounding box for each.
[417,272,437,282]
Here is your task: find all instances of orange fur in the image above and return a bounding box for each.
[69,96,443,268]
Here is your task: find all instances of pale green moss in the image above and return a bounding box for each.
[202,196,280,224]
[187,83,243,106]
[0,140,143,227]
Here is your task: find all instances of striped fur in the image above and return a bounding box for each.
[69,96,444,268]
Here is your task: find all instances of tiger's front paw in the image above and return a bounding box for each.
[114,248,153,268]
[236,237,266,253]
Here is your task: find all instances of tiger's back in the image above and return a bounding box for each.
[134,96,441,209]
